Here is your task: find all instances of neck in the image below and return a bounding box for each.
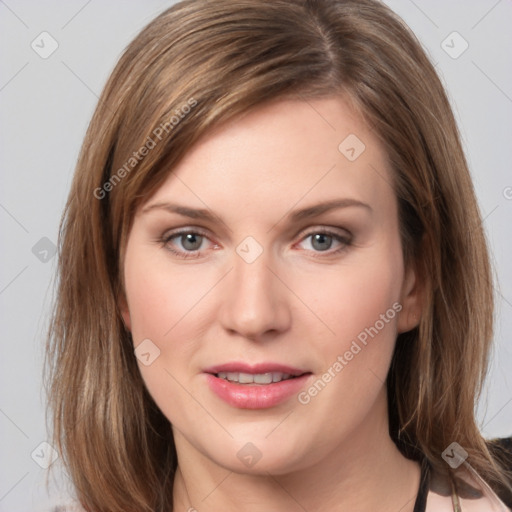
[172,394,421,511]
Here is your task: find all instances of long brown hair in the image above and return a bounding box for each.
[45,0,511,509]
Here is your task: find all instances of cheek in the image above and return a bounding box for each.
[292,259,402,441]
[297,253,403,351]
[289,241,404,419]
[123,252,217,423]
[123,247,221,388]
[124,242,212,340]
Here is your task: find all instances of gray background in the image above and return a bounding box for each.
[0,1,511,510]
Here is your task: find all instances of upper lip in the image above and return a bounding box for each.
[203,362,309,377]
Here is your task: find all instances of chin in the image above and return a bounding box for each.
[195,432,319,476]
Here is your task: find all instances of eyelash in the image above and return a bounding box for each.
[158,227,353,260]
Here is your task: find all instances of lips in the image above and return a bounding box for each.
[203,362,312,409]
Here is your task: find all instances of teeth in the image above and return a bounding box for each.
[216,372,295,384]
[239,372,254,384]
[254,373,273,384]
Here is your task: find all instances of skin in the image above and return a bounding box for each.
[121,96,425,511]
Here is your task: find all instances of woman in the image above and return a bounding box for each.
[46,0,512,510]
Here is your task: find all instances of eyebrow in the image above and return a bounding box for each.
[142,198,372,223]
[286,198,372,222]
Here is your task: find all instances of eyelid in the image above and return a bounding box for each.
[297,225,352,238]
[161,226,211,240]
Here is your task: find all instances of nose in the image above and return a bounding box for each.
[218,249,292,341]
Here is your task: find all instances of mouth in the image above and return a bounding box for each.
[214,371,301,385]
[203,362,313,409]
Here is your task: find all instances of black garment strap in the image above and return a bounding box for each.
[413,458,430,512]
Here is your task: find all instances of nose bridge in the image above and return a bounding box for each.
[234,249,273,301]
[218,243,290,339]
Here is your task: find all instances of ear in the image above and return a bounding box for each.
[397,263,423,333]
[118,292,132,332]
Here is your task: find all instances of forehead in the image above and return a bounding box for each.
[144,96,395,220]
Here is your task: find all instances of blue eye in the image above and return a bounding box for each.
[175,232,204,251]
[309,233,335,251]
[298,230,352,255]
[161,230,211,259]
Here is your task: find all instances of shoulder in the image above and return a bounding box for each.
[425,437,512,511]
[426,471,510,511]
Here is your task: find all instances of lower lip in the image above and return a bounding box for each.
[204,373,312,409]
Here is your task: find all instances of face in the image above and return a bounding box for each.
[121,96,421,475]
